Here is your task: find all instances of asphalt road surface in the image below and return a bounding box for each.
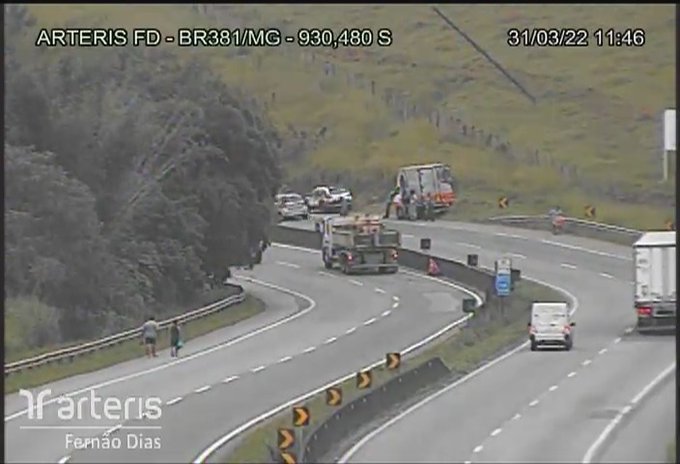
[5,244,471,463]
[294,219,674,464]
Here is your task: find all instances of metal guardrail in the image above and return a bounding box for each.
[485,214,643,245]
[5,285,245,376]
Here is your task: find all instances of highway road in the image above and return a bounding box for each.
[299,219,675,463]
[4,242,473,463]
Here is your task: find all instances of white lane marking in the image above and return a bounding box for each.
[194,385,211,394]
[222,375,239,384]
[512,413,522,420]
[276,260,300,269]
[349,279,363,286]
[567,371,577,378]
[381,310,392,317]
[6,274,317,422]
[165,396,183,406]
[582,362,676,463]
[599,272,613,279]
[490,427,502,437]
[278,356,293,363]
[529,399,539,407]
[302,346,316,354]
[393,296,400,302]
[540,239,631,261]
[193,265,484,464]
[57,456,71,464]
[495,232,525,239]
[250,366,266,374]
[392,302,400,309]
[473,445,484,453]
[324,337,337,344]
[459,242,481,249]
[318,271,333,277]
[624,327,634,334]
[345,327,357,335]
[509,253,526,259]
[334,274,579,464]
[363,318,377,326]
[614,337,621,344]
[598,348,608,355]
[582,359,592,366]
[548,385,558,392]
[560,263,577,269]
[374,287,386,294]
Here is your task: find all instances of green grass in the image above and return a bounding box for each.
[5,295,265,394]
[22,5,676,230]
[223,280,563,463]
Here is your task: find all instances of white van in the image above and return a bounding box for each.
[528,302,574,351]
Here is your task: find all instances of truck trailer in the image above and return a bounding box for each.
[633,231,676,332]
[320,215,401,274]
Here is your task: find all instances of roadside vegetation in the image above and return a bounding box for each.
[24,4,675,231]
[225,280,564,463]
[5,295,264,394]
[5,5,284,360]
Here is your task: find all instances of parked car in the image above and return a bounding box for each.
[305,185,353,213]
[275,193,309,220]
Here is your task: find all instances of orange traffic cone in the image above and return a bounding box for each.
[427,257,441,276]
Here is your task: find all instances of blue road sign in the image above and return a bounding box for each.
[495,273,511,297]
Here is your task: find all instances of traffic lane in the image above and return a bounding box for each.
[392,222,631,282]
[386,219,632,263]
[470,334,676,463]
[68,276,469,462]
[5,253,391,462]
[4,268,304,417]
[599,370,675,463]
[284,219,631,282]
[420,237,637,342]
[343,244,638,461]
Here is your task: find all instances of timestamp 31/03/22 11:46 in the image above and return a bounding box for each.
[506,27,646,48]
[34,26,394,49]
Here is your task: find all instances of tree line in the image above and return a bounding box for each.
[4,5,283,350]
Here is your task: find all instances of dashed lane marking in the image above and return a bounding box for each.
[278,356,293,363]
[568,371,577,378]
[222,376,239,384]
[165,396,183,406]
[345,327,357,335]
[275,261,300,269]
[529,399,539,407]
[598,348,607,355]
[490,428,502,437]
[582,359,592,366]
[560,263,577,269]
[349,279,363,286]
[250,366,266,374]
[303,346,316,354]
[381,310,391,317]
[548,385,558,392]
[363,317,377,326]
[392,302,399,309]
[599,272,613,279]
[324,337,338,345]
[194,385,211,394]
[375,287,386,294]
[473,445,484,453]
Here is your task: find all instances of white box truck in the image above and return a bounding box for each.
[633,231,676,332]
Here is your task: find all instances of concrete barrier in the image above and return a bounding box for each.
[302,358,450,463]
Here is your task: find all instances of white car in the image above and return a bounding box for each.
[305,186,353,213]
[275,193,309,220]
[528,302,575,351]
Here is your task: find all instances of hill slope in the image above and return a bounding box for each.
[25,4,676,228]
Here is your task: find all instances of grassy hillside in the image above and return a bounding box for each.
[24,4,676,229]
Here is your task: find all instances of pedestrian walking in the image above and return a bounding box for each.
[141,316,159,358]
[170,320,183,358]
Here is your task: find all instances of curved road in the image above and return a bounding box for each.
[5,243,473,463]
[305,219,676,463]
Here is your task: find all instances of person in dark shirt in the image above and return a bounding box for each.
[170,320,182,358]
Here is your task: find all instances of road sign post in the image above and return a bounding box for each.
[494,257,512,319]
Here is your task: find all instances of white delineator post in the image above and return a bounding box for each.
[662,109,675,182]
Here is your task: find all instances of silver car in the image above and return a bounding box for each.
[275,193,309,220]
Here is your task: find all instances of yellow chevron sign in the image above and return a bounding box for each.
[292,406,309,427]
[278,428,295,450]
[386,352,401,369]
[326,387,342,406]
[356,370,372,389]
[280,451,297,464]
[498,196,509,209]
[585,205,596,218]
